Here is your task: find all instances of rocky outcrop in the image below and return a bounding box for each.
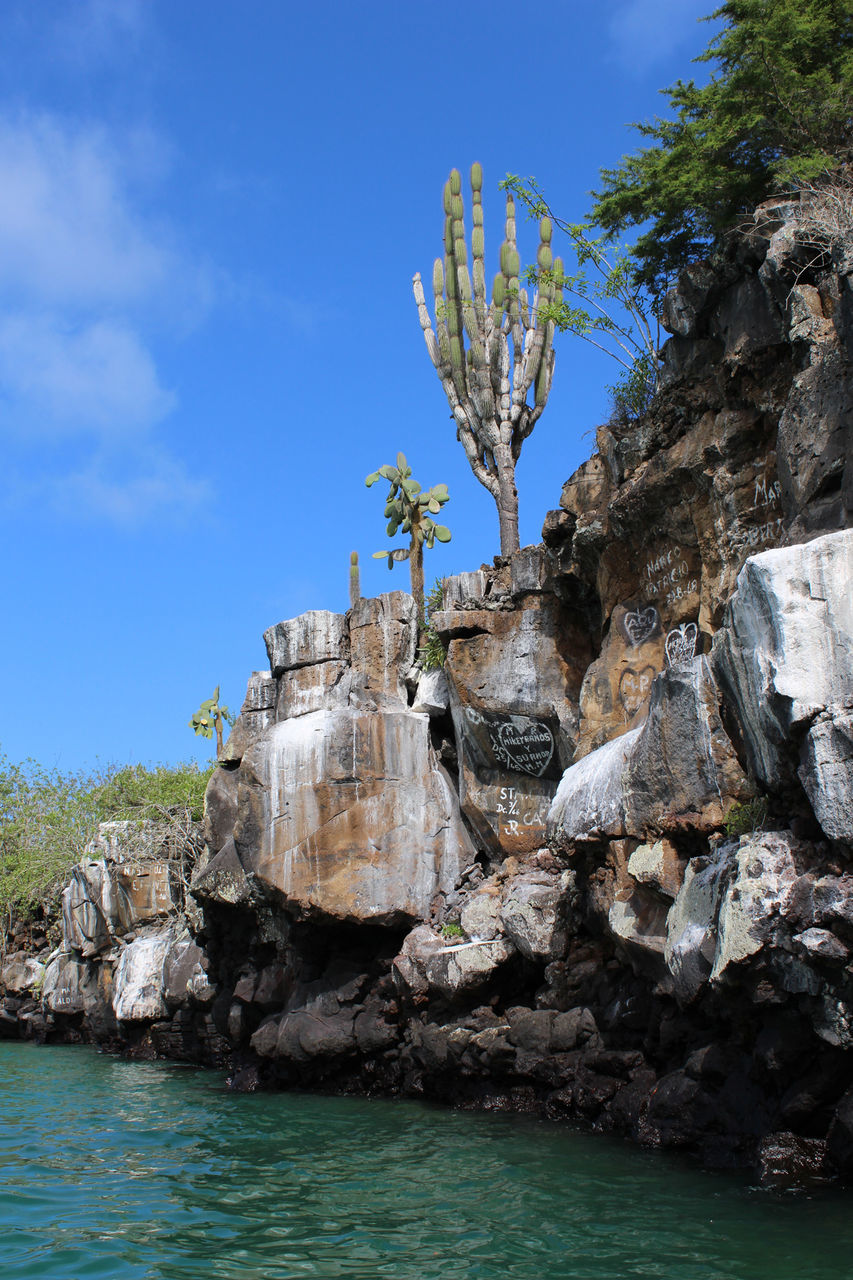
[545,197,852,762]
[4,197,853,1188]
[1,817,223,1058]
[713,530,853,838]
[235,707,472,925]
[548,654,749,844]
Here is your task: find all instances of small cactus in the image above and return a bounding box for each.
[189,686,234,759]
[349,551,360,607]
[366,454,451,612]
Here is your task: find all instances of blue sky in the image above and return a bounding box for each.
[0,0,717,772]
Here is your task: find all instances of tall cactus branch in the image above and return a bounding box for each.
[413,164,560,557]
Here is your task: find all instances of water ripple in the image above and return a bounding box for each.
[1,1043,851,1279]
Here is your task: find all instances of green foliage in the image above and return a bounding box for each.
[93,761,214,824]
[189,685,235,757]
[418,579,447,672]
[0,754,101,925]
[589,0,853,291]
[366,452,451,605]
[0,753,214,926]
[724,795,769,838]
[502,173,661,416]
[606,350,659,423]
[441,920,464,939]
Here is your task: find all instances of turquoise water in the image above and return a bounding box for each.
[1,1043,851,1280]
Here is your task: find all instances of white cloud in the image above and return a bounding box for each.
[0,115,176,310]
[51,453,212,526]
[2,448,212,526]
[0,313,175,435]
[607,0,712,74]
[0,110,213,524]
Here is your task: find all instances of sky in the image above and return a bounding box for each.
[0,0,719,773]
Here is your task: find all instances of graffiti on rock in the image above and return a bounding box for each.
[618,666,656,717]
[665,622,699,667]
[460,707,559,780]
[643,547,700,607]
[620,605,660,648]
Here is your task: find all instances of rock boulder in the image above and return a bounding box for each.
[235,708,474,925]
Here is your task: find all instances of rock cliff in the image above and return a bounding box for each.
[4,198,852,1187]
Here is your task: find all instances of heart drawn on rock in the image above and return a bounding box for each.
[618,665,655,717]
[665,622,699,667]
[623,606,659,647]
[489,719,555,777]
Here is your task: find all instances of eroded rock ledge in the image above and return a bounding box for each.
[4,199,853,1190]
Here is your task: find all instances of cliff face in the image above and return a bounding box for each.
[5,199,853,1187]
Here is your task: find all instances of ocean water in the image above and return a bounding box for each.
[1,1041,851,1280]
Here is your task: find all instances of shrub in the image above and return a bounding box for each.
[0,753,214,930]
[606,349,659,424]
[419,579,447,672]
[792,169,853,258]
[93,761,214,824]
[724,795,769,838]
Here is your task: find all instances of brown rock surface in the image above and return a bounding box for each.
[235,707,474,925]
[545,199,852,757]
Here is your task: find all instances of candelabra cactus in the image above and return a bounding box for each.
[365,452,451,611]
[349,551,361,607]
[413,163,561,556]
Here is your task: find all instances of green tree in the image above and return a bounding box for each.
[0,753,213,928]
[501,173,661,419]
[591,0,853,291]
[366,452,450,610]
[413,164,559,557]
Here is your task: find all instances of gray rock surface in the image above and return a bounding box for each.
[112,929,173,1022]
[499,871,573,962]
[43,951,100,1016]
[799,710,853,841]
[664,849,729,1002]
[1,955,45,994]
[548,656,747,844]
[222,670,277,761]
[393,925,514,1000]
[627,840,684,899]
[713,530,853,833]
[608,890,669,962]
[348,592,417,709]
[263,610,347,675]
[711,834,799,982]
[412,668,450,717]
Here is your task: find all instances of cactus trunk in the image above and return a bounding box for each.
[409,536,425,615]
[494,443,520,557]
[349,551,361,607]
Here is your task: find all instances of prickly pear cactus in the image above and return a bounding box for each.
[365,454,451,609]
[189,686,234,758]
